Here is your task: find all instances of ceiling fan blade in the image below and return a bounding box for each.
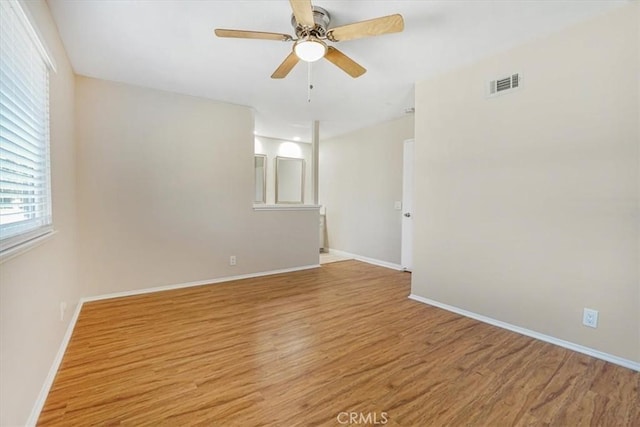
[214,29,292,41]
[328,14,404,42]
[324,47,366,78]
[290,0,315,27]
[271,51,300,79]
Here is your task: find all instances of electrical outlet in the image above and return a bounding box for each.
[229,255,236,266]
[582,308,598,328]
[60,301,67,322]
[394,201,402,210]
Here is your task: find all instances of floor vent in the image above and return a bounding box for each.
[488,73,521,98]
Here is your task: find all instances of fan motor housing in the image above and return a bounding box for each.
[291,6,331,38]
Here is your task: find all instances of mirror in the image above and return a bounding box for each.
[275,156,304,204]
[254,154,266,203]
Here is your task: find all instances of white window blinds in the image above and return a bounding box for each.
[0,0,53,252]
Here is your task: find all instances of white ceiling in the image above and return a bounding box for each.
[47,0,625,142]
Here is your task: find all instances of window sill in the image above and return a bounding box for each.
[0,229,58,265]
[253,204,321,211]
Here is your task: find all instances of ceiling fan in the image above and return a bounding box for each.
[214,0,404,79]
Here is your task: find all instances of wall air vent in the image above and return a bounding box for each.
[487,73,521,98]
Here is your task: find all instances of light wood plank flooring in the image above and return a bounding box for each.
[39,261,639,426]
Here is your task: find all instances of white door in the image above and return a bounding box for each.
[401,139,414,271]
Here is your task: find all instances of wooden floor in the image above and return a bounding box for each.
[39,261,639,426]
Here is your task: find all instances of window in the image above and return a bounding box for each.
[0,0,55,253]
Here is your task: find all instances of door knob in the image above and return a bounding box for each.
[404,212,411,218]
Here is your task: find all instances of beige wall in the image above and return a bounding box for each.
[413,4,639,361]
[319,116,414,264]
[0,1,81,425]
[76,77,319,296]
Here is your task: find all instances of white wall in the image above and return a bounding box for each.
[637,1,640,358]
[319,116,414,264]
[413,3,639,362]
[76,77,319,297]
[254,136,313,205]
[0,1,81,425]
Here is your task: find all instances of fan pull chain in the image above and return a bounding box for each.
[307,62,313,103]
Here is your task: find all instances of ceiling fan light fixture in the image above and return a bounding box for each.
[294,37,327,62]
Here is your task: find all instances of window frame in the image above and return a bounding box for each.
[0,0,57,258]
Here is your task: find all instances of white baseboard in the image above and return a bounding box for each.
[82,264,320,302]
[328,249,403,271]
[408,294,640,372]
[27,263,320,425]
[26,299,83,426]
